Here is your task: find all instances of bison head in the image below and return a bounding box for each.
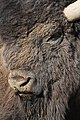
[0,0,80,120]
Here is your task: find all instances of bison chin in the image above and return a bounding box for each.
[0,85,56,120]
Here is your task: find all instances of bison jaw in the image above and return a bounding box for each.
[8,70,37,95]
[63,0,80,21]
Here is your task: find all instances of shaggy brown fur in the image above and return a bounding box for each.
[0,0,80,120]
[0,46,8,107]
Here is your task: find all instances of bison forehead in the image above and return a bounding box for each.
[0,0,65,43]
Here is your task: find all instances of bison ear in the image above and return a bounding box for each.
[63,0,80,21]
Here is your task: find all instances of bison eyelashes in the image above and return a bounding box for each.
[43,27,63,47]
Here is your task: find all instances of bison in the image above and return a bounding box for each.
[0,0,80,120]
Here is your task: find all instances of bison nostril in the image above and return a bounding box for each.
[20,77,31,87]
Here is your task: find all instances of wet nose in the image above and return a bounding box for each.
[8,70,37,93]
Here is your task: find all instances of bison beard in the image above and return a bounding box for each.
[0,0,80,120]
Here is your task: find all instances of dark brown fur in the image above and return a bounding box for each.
[0,0,80,120]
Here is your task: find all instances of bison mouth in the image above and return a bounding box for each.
[15,86,44,98]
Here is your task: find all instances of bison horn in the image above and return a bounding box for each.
[63,0,80,21]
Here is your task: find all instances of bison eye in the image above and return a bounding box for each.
[43,27,64,46]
